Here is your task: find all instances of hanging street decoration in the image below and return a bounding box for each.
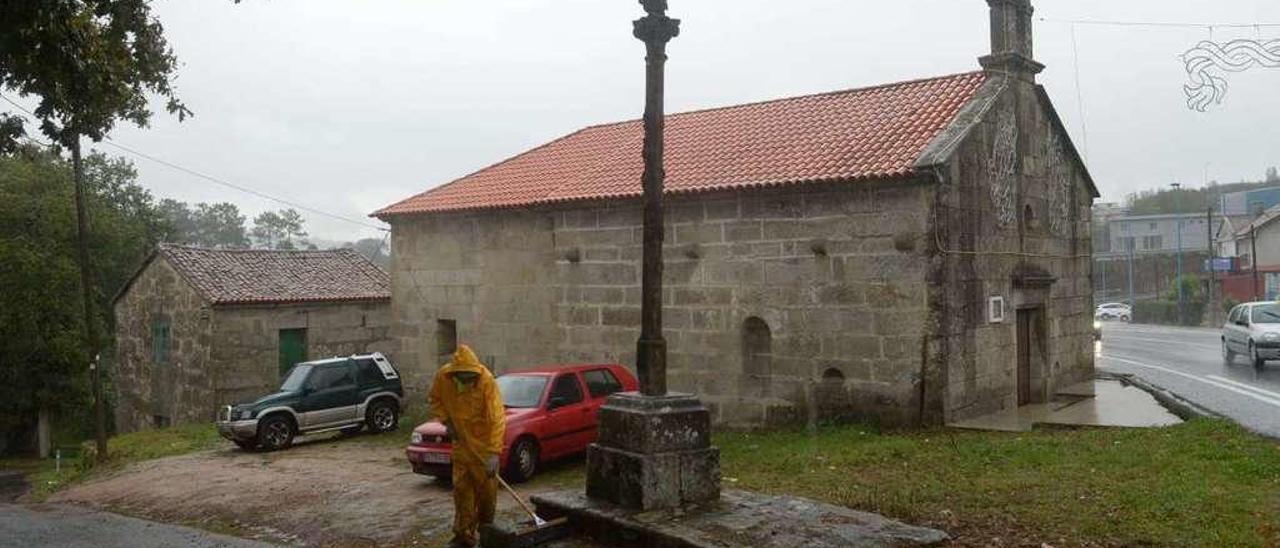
[1182,39,1280,112]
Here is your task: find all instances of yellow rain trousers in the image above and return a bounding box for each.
[429,345,506,547]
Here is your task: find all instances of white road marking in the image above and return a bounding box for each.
[1103,334,1220,350]
[1102,355,1280,408]
[1206,375,1280,401]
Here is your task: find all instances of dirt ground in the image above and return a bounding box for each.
[48,432,586,547]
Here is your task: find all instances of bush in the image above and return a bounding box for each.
[1134,300,1206,326]
[1164,274,1203,302]
[1223,297,1240,313]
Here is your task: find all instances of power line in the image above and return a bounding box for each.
[1,93,387,232]
[1070,23,1090,162]
[98,139,388,232]
[1040,17,1280,30]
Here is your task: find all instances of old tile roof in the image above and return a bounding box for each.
[376,71,988,217]
[156,244,390,306]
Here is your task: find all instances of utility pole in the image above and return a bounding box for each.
[1100,258,1107,300]
[1172,183,1184,324]
[1253,223,1262,301]
[72,136,108,461]
[1127,236,1135,307]
[1207,207,1216,322]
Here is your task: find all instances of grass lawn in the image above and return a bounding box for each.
[717,418,1280,547]
[10,409,1277,546]
[9,423,224,501]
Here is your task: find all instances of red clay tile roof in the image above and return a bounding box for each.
[157,244,390,306]
[376,71,987,217]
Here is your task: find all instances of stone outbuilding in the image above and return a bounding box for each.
[112,244,394,432]
[375,0,1098,427]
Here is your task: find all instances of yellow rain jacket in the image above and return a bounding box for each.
[428,345,506,462]
[429,345,506,546]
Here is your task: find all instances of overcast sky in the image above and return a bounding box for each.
[66,0,1280,241]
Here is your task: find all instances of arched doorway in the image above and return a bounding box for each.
[741,317,772,398]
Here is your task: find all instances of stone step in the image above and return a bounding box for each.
[532,489,949,548]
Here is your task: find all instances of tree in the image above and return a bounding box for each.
[2,0,194,460]
[251,208,308,250]
[344,237,390,269]
[1267,167,1279,184]
[194,203,250,248]
[0,146,166,453]
[159,200,250,248]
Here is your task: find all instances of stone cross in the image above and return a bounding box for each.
[633,0,680,397]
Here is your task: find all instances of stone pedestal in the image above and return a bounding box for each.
[585,392,720,511]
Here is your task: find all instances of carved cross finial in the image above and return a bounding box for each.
[634,0,680,45]
[639,0,668,16]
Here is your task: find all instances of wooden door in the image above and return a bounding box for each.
[1016,309,1032,406]
[279,328,308,380]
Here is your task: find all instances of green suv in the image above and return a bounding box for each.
[217,352,404,451]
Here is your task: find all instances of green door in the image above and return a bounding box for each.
[279,328,308,379]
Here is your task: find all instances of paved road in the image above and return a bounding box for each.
[0,504,275,548]
[1099,322,1280,438]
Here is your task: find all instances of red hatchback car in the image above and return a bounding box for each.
[405,363,637,482]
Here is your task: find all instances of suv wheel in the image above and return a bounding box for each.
[366,400,398,433]
[257,415,295,451]
[1223,339,1235,365]
[505,437,538,483]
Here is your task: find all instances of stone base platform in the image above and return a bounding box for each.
[530,489,949,548]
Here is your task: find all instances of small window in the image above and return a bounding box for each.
[583,369,624,398]
[548,374,584,407]
[151,318,171,366]
[1149,222,1158,230]
[356,358,383,386]
[436,320,457,361]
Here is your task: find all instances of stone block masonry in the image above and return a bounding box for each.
[390,181,940,428]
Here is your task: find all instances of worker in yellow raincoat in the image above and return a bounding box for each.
[429,344,506,548]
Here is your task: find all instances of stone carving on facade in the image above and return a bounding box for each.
[989,107,1019,227]
[1183,39,1280,112]
[1046,131,1072,235]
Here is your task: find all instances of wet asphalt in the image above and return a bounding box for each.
[1098,322,1280,438]
[0,504,276,548]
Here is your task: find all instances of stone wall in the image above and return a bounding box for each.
[389,211,562,396]
[390,182,937,427]
[930,75,1095,422]
[113,257,214,432]
[209,301,394,408]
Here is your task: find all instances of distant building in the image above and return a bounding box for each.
[1219,186,1280,217]
[1090,203,1127,254]
[1214,214,1256,259]
[112,245,393,432]
[1105,213,1212,256]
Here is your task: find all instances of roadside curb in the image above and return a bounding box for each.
[1097,372,1219,421]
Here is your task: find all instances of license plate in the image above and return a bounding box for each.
[420,452,451,464]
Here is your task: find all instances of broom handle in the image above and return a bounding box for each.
[454,425,542,522]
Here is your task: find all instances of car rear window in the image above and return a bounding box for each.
[356,358,383,386]
[583,368,624,398]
